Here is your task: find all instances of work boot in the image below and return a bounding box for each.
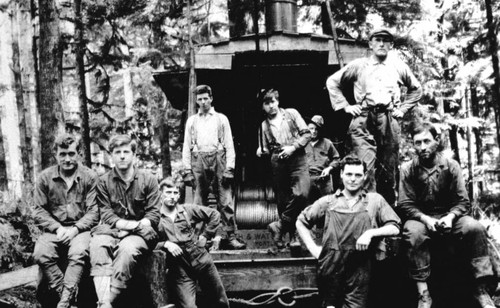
[417,290,432,308]
[209,235,222,252]
[474,283,495,308]
[289,231,301,248]
[227,234,246,250]
[56,287,76,308]
[268,221,285,249]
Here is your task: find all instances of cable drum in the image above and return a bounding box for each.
[237,186,275,202]
[236,201,279,229]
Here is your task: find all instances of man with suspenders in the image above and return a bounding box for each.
[257,88,311,249]
[182,85,246,250]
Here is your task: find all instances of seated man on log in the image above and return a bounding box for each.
[156,177,229,308]
[296,154,400,308]
[89,134,160,308]
[33,133,99,308]
[305,115,340,203]
[399,122,495,308]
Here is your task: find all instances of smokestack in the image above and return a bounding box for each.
[265,0,297,33]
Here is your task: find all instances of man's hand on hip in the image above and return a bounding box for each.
[344,105,363,117]
[278,146,295,159]
[392,109,404,119]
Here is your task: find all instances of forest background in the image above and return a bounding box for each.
[1,0,500,304]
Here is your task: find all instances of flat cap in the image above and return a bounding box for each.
[369,28,394,41]
[309,115,324,128]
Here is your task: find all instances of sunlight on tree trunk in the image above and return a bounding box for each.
[0,7,24,197]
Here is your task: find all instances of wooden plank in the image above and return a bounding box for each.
[0,265,38,291]
[215,257,317,291]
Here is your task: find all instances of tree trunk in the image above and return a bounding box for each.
[470,86,483,165]
[485,0,500,148]
[449,125,460,164]
[74,0,91,167]
[160,98,171,178]
[0,7,24,197]
[12,1,34,185]
[38,0,65,169]
[187,0,197,117]
[0,116,7,192]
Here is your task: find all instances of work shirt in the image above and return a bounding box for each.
[305,138,340,175]
[33,164,99,233]
[326,54,422,112]
[97,167,161,228]
[259,108,311,153]
[398,154,470,220]
[298,190,401,232]
[182,107,235,171]
[157,204,220,246]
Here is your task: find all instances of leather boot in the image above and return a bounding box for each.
[268,221,285,249]
[417,289,432,308]
[474,282,495,308]
[289,231,301,248]
[227,233,246,250]
[56,287,76,308]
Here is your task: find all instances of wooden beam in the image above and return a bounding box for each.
[0,265,38,291]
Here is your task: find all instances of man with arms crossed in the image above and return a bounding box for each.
[90,134,160,308]
[297,155,400,308]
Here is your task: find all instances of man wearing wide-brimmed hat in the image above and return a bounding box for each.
[305,115,340,202]
[326,28,422,207]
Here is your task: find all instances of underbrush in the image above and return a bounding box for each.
[0,185,41,273]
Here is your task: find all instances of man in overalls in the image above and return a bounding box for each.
[257,88,311,248]
[326,28,422,206]
[296,155,400,308]
[182,85,245,250]
[156,177,229,308]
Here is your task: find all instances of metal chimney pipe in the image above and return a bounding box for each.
[265,0,297,33]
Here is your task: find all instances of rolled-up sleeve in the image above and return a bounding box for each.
[376,195,401,230]
[297,197,329,229]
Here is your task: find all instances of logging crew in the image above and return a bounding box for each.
[182,85,246,250]
[257,88,311,249]
[89,134,160,308]
[32,134,99,308]
[305,115,340,202]
[156,178,229,308]
[399,122,495,308]
[326,28,422,206]
[296,155,400,308]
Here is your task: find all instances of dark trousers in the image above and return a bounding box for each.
[309,175,334,204]
[169,244,229,308]
[403,216,493,281]
[33,231,91,293]
[270,149,310,232]
[318,249,371,308]
[348,110,399,206]
[192,150,235,235]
